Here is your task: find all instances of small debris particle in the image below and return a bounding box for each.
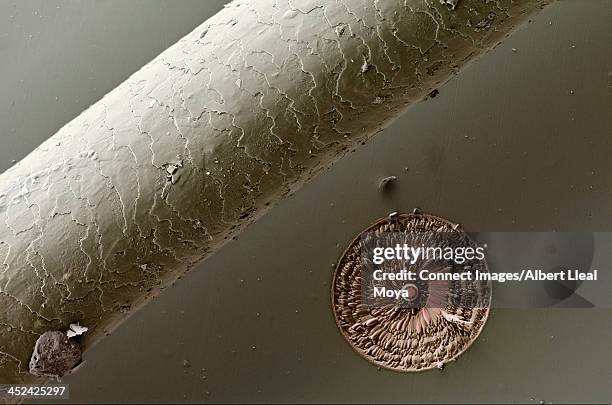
[378,175,397,191]
[282,9,299,20]
[440,0,459,10]
[29,331,82,377]
[67,323,88,339]
[428,89,440,98]
[166,164,178,175]
[182,359,191,368]
[361,60,372,73]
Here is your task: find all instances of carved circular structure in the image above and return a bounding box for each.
[331,213,491,371]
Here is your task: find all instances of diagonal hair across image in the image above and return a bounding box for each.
[0,0,549,383]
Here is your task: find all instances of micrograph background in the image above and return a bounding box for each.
[1,0,611,403]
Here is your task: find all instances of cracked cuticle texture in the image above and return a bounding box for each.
[0,0,549,382]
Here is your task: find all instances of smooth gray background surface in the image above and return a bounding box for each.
[2,0,611,403]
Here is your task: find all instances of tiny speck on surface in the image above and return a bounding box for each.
[378,175,397,192]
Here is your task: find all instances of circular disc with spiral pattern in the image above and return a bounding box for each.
[331,213,491,372]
